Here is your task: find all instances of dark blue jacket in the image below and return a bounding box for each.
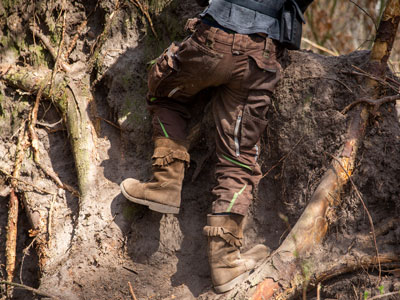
[199,0,314,49]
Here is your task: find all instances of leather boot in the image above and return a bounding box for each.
[203,214,270,293]
[120,138,189,214]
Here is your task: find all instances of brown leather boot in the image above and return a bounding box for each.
[120,138,189,214]
[203,214,270,293]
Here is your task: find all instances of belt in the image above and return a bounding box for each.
[194,22,271,54]
[201,15,268,39]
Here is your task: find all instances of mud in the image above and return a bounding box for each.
[0,0,399,299]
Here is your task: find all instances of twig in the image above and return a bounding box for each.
[349,0,378,31]
[48,194,57,240]
[341,94,400,114]
[96,115,122,130]
[348,70,399,92]
[19,235,39,285]
[327,153,382,280]
[262,136,304,178]
[317,283,321,300]
[49,8,67,95]
[36,119,63,129]
[28,79,48,163]
[0,281,59,299]
[122,266,139,275]
[64,20,87,61]
[128,281,138,300]
[301,37,339,56]
[0,167,56,195]
[367,291,400,300]
[129,0,158,37]
[348,65,399,93]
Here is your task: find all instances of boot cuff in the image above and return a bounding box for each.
[153,147,190,167]
[203,225,243,247]
[154,137,189,150]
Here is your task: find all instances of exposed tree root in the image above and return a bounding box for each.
[342,94,400,114]
[312,253,400,285]
[0,64,98,280]
[5,190,19,298]
[30,24,71,73]
[0,168,56,195]
[368,291,400,300]
[5,123,29,297]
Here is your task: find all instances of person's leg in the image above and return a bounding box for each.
[120,23,228,214]
[212,37,282,216]
[204,36,282,293]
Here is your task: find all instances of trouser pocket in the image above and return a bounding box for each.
[240,111,268,151]
[148,42,180,97]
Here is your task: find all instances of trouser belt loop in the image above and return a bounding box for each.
[263,38,273,59]
[206,26,218,49]
[232,34,243,55]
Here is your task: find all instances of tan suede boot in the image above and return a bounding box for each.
[203,214,270,293]
[120,138,189,214]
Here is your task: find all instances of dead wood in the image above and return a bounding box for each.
[5,190,19,298]
[5,123,29,297]
[220,1,400,299]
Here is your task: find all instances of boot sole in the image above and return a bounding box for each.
[214,271,250,294]
[120,183,180,214]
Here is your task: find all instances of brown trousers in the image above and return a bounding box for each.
[147,21,282,216]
